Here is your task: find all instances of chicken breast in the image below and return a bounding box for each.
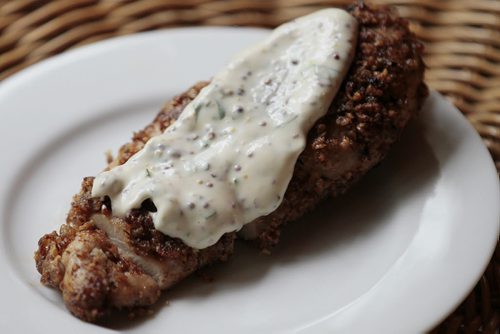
[35,3,427,322]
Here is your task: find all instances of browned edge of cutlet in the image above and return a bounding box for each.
[35,2,427,322]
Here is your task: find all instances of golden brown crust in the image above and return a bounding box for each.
[249,3,428,248]
[35,3,427,322]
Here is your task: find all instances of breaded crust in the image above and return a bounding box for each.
[35,3,427,322]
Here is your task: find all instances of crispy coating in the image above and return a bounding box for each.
[250,2,428,247]
[35,3,427,322]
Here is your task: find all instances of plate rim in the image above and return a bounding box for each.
[0,26,498,333]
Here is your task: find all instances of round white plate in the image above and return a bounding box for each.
[0,28,498,334]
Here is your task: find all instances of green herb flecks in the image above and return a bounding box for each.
[146,168,152,177]
[205,211,218,220]
[216,100,226,120]
[194,104,202,121]
[276,115,298,128]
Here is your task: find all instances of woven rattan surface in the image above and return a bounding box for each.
[1,0,499,332]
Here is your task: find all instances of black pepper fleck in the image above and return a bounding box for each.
[170,151,181,158]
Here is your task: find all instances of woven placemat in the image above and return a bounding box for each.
[1,0,499,332]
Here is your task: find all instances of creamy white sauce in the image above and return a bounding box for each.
[92,9,357,249]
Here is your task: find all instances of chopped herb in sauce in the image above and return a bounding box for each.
[216,101,226,120]
[194,104,202,121]
[91,9,357,249]
[205,211,217,220]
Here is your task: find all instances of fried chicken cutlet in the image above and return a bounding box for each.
[35,3,428,322]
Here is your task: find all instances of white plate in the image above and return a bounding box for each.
[0,28,498,334]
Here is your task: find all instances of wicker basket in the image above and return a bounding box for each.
[1,0,498,332]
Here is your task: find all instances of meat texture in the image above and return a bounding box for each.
[35,3,427,322]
